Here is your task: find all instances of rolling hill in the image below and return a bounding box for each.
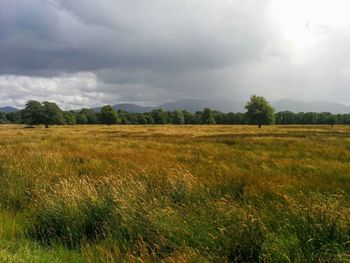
[0,106,18,113]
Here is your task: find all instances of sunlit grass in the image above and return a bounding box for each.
[0,124,349,262]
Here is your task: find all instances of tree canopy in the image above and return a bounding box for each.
[245,95,275,128]
[23,100,64,127]
[42,101,64,127]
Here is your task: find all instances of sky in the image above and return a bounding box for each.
[1,0,350,109]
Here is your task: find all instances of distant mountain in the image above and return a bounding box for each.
[92,104,155,113]
[0,106,18,113]
[273,99,350,114]
[113,103,155,113]
[160,99,246,113]
[105,99,246,113]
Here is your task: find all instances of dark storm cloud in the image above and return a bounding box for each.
[1,0,350,108]
[0,0,276,76]
[0,0,284,107]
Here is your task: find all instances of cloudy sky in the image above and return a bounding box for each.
[1,0,350,109]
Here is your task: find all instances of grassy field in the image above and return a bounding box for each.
[0,124,349,262]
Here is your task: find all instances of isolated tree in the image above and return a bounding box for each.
[100,105,120,125]
[202,108,216,125]
[42,101,64,128]
[245,95,275,128]
[23,100,45,126]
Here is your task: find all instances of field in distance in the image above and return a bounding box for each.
[0,125,349,262]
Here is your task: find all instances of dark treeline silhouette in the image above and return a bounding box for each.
[0,97,348,127]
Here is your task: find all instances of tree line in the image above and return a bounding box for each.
[0,96,347,127]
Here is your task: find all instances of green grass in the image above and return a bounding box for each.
[0,125,350,262]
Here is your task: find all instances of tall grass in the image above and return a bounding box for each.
[27,179,117,248]
[0,124,349,262]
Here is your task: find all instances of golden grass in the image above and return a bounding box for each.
[0,124,350,262]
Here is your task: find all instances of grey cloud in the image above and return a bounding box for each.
[0,0,276,76]
[1,0,350,107]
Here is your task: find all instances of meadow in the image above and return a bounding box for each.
[0,124,349,262]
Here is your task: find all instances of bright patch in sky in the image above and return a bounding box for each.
[269,0,350,49]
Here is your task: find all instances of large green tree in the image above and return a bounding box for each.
[23,100,64,127]
[23,100,45,126]
[42,101,64,128]
[245,95,275,128]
